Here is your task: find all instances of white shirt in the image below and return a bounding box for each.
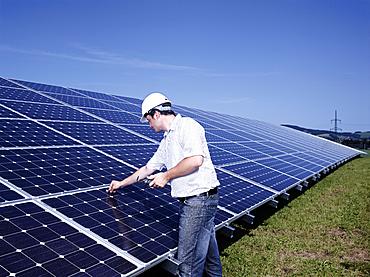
[146,114,220,198]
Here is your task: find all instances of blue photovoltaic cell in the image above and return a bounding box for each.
[256,158,314,180]
[240,141,286,157]
[217,170,275,214]
[261,141,298,154]
[208,144,247,166]
[43,187,179,263]
[295,152,332,167]
[191,120,218,130]
[0,147,135,196]
[0,87,59,104]
[43,122,151,145]
[206,129,250,142]
[101,100,141,113]
[0,119,77,148]
[114,95,142,105]
[182,117,223,131]
[123,124,164,142]
[198,119,231,130]
[215,142,270,160]
[175,106,231,130]
[214,209,234,228]
[0,105,23,119]
[171,109,216,129]
[240,129,272,141]
[98,145,158,168]
[309,149,340,163]
[323,148,350,159]
[0,77,24,89]
[232,129,266,141]
[276,155,324,172]
[222,161,299,191]
[81,107,140,124]
[270,139,309,153]
[205,130,229,143]
[43,93,121,110]
[11,79,81,96]
[0,183,24,203]
[0,100,100,122]
[71,88,122,101]
[0,202,138,276]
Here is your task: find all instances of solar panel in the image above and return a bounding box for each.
[43,122,152,145]
[256,158,314,180]
[42,93,122,110]
[0,87,59,104]
[0,147,135,196]
[1,101,101,122]
[42,186,179,263]
[213,142,270,160]
[100,100,141,113]
[80,108,141,124]
[71,88,124,101]
[0,76,364,275]
[122,125,164,142]
[222,161,299,191]
[208,144,247,165]
[0,202,139,276]
[10,79,80,96]
[206,129,251,142]
[239,141,286,157]
[0,105,23,119]
[0,77,24,89]
[0,119,76,148]
[0,183,24,202]
[97,145,158,168]
[216,170,275,214]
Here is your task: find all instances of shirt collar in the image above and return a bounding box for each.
[164,113,182,137]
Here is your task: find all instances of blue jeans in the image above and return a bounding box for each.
[177,193,222,277]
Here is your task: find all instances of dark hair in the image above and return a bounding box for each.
[145,102,176,118]
[159,110,176,116]
[147,108,176,118]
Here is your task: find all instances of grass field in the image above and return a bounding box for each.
[141,151,369,276]
[220,151,370,276]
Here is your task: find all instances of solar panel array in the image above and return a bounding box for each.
[0,76,363,276]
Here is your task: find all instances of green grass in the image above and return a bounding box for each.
[221,152,370,276]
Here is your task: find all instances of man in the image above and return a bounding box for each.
[108,92,222,277]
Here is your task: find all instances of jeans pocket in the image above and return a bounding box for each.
[183,195,206,207]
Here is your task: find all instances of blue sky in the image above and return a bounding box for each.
[1,0,369,132]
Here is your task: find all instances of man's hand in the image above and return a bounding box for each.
[107,180,124,194]
[107,166,156,194]
[148,172,169,189]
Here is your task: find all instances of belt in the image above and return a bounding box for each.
[177,187,218,203]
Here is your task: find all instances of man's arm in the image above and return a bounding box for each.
[149,155,203,188]
[107,165,155,193]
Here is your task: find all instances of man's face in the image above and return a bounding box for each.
[146,113,161,132]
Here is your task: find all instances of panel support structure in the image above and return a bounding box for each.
[295,184,303,191]
[280,192,290,201]
[268,199,279,209]
[219,224,235,238]
[160,255,180,275]
[240,213,255,225]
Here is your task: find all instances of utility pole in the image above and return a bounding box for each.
[331,110,342,133]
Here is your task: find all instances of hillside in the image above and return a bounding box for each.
[281,125,369,150]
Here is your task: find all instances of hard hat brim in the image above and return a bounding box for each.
[140,115,147,123]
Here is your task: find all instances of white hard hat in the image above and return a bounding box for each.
[140,92,172,122]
